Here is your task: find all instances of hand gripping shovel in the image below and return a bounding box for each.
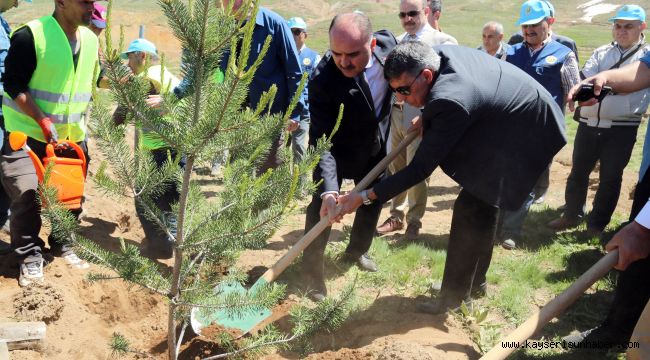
[190,130,420,335]
[481,249,619,360]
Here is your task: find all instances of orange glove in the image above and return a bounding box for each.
[37,117,58,144]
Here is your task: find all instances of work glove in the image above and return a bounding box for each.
[37,117,58,144]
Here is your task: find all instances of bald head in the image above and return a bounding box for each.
[329,12,373,45]
[328,12,376,78]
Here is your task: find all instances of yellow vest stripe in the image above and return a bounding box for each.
[1,16,98,143]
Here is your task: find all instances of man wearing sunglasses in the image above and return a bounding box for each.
[300,12,396,301]
[337,41,566,314]
[497,0,580,250]
[376,0,455,240]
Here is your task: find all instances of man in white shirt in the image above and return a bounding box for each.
[376,0,455,239]
[549,5,650,237]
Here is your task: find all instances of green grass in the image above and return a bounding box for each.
[6,0,649,358]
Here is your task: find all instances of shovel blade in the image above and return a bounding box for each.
[190,279,272,335]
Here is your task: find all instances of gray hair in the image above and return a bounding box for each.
[483,21,504,35]
[384,41,441,80]
[329,11,373,44]
[400,0,428,9]
[429,0,442,13]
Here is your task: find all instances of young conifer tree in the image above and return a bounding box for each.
[39,0,353,358]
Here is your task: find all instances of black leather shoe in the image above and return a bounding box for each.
[416,297,469,315]
[430,281,487,299]
[343,253,378,272]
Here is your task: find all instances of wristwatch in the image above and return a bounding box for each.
[360,190,373,205]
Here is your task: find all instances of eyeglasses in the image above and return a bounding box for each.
[398,10,421,18]
[291,29,304,36]
[390,70,424,96]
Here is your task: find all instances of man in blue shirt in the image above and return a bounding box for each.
[167,1,305,172]
[0,0,30,249]
[286,17,320,169]
[222,0,305,172]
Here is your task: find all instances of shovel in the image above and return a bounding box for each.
[190,130,420,335]
[481,249,619,360]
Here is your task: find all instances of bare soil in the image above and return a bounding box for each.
[0,3,640,359]
[0,132,635,359]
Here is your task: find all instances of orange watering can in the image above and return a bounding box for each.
[9,131,87,210]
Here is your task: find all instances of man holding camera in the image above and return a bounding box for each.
[549,5,650,236]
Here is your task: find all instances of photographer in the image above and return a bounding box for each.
[549,5,650,237]
[562,8,650,352]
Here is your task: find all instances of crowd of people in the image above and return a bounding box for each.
[0,0,649,357]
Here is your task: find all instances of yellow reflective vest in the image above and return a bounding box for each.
[139,65,180,150]
[2,16,99,143]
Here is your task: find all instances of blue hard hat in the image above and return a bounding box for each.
[287,17,307,31]
[517,0,552,26]
[609,4,646,23]
[121,38,159,61]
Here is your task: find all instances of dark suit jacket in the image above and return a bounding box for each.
[308,30,397,193]
[373,46,567,210]
[508,32,579,62]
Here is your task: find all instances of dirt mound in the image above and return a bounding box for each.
[79,280,162,325]
[13,283,65,323]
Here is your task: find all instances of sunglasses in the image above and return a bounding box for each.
[291,29,304,36]
[398,10,421,19]
[390,69,424,96]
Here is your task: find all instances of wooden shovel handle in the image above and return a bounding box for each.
[481,249,619,360]
[260,130,420,283]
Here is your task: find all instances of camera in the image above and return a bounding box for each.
[573,84,612,102]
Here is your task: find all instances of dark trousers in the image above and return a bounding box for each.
[564,124,637,230]
[302,177,383,277]
[136,148,184,239]
[441,189,499,302]
[0,137,89,260]
[259,133,285,174]
[533,165,550,199]
[150,148,183,212]
[599,169,650,342]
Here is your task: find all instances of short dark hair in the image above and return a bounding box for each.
[384,41,441,80]
[429,0,442,13]
[329,11,373,44]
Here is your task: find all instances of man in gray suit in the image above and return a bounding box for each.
[376,0,456,239]
[337,41,566,314]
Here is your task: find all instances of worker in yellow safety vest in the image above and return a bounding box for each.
[0,0,102,287]
[113,38,181,259]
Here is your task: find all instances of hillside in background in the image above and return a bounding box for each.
[4,0,650,71]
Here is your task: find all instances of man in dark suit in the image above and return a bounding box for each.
[301,12,397,301]
[337,42,566,314]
